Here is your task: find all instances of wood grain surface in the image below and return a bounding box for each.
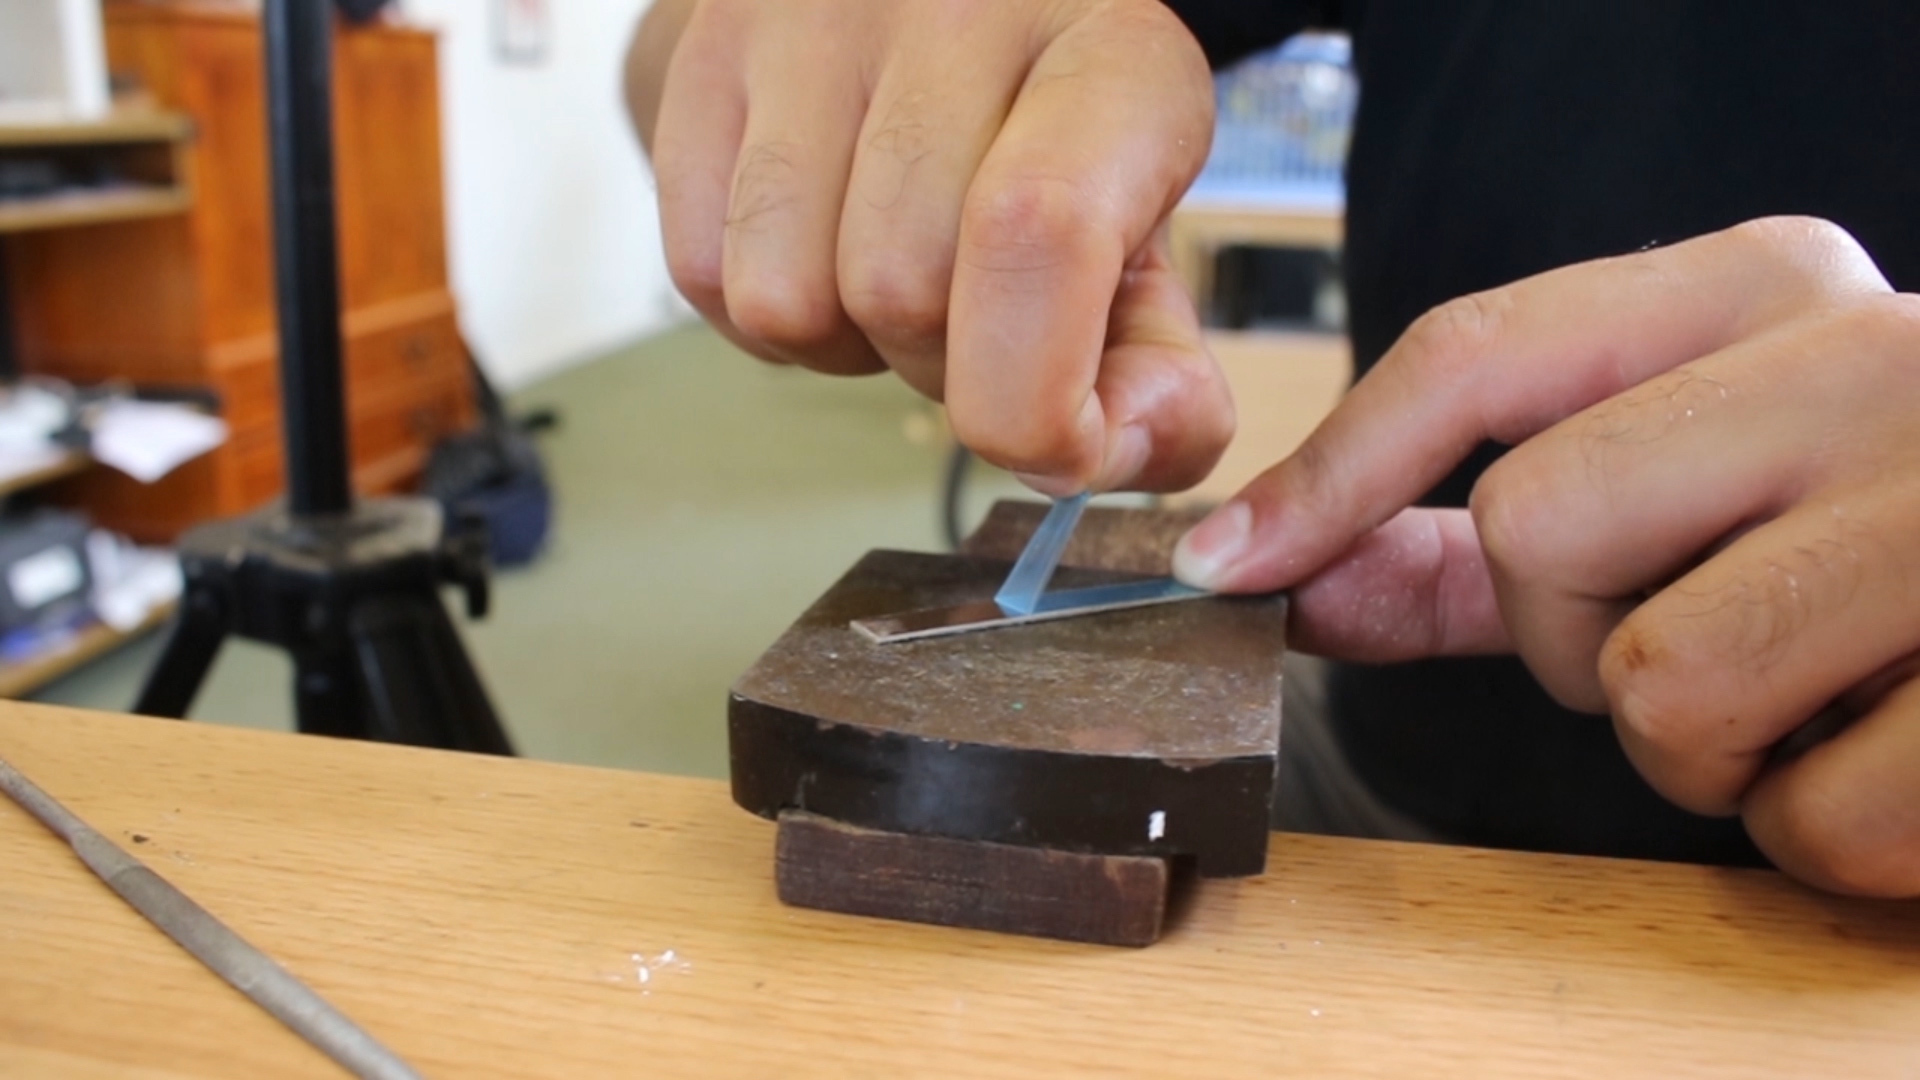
[2,703,1916,1079]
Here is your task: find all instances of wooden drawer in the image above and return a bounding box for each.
[211,351,282,431]
[349,373,467,495]
[345,311,462,415]
[229,423,285,510]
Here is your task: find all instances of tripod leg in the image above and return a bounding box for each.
[132,589,228,718]
[348,593,514,756]
[291,648,367,741]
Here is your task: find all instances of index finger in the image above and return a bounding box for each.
[945,4,1213,491]
[1172,217,1888,592]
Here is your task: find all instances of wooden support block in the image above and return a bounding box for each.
[776,811,1170,947]
[730,504,1286,945]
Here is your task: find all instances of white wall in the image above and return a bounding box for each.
[401,0,681,389]
[0,0,109,122]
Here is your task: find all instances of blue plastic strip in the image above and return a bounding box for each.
[993,493,1091,616]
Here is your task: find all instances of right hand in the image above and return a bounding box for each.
[628,0,1235,495]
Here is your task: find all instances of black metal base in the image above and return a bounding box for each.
[134,497,513,755]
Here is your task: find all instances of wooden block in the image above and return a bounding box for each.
[732,506,1285,944]
[730,549,1285,878]
[776,811,1170,947]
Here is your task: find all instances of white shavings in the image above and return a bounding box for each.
[618,949,694,996]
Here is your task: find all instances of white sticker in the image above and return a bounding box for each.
[1147,810,1166,841]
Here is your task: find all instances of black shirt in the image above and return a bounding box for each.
[1167,1,1920,864]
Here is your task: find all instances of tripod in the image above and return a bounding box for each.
[133,0,514,755]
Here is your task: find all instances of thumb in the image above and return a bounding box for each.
[1064,225,1234,495]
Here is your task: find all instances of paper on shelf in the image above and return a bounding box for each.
[86,530,181,633]
[89,400,229,484]
[0,445,74,488]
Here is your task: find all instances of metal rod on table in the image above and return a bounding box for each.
[0,754,423,1080]
[264,0,353,516]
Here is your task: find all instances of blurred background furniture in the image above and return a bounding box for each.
[4,1,473,543]
[0,106,196,697]
[1165,33,1357,507]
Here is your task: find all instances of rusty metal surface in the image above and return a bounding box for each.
[732,550,1284,761]
[960,501,1211,577]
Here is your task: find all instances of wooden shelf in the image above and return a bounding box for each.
[0,449,91,499]
[0,186,190,234]
[0,110,193,149]
[0,600,175,699]
[0,108,195,234]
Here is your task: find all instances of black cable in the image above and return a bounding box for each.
[941,444,972,551]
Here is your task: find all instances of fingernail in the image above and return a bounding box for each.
[1012,471,1084,499]
[1093,426,1152,492]
[1173,501,1252,589]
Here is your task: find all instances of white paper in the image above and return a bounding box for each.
[0,445,73,488]
[0,384,70,450]
[89,401,229,484]
[0,385,77,488]
[8,544,84,610]
[86,530,182,632]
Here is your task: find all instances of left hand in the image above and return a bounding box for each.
[1172,217,1920,897]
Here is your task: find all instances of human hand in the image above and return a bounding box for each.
[626,0,1234,494]
[1173,217,1920,896]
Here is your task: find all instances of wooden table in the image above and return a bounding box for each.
[3,704,1916,1079]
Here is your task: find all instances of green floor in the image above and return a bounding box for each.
[31,324,1026,779]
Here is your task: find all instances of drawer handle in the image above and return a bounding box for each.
[403,335,433,366]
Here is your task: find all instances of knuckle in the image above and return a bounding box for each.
[1765,775,1919,896]
[1272,433,1337,516]
[961,174,1105,273]
[727,141,802,233]
[1111,1,1217,109]
[1399,289,1513,388]
[1598,617,1700,752]
[656,215,721,309]
[1849,289,1920,342]
[664,237,725,313]
[1467,460,1544,581]
[839,253,950,344]
[1726,215,1883,293]
[725,276,845,350]
[1730,214,1861,262]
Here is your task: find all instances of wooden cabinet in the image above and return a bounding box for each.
[3,2,473,542]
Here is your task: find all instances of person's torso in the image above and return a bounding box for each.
[1331,2,1920,861]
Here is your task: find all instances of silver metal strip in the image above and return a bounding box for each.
[853,577,1207,644]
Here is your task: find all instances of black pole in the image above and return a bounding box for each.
[0,242,18,383]
[263,0,353,516]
